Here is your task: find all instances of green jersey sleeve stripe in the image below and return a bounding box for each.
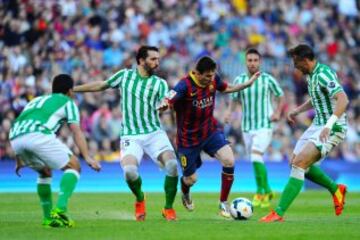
[106,69,126,88]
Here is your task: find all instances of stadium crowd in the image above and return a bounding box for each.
[0,0,359,162]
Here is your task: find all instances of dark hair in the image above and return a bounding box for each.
[288,44,315,60]
[52,74,74,94]
[246,48,261,58]
[136,45,159,64]
[195,56,217,74]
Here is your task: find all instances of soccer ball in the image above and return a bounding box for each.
[230,197,253,220]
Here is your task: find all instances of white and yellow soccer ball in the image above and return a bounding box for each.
[230,197,253,220]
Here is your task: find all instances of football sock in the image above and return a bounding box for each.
[275,166,305,216]
[164,175,178,209]
[37,178,52,220]
[127,176,144,202]
[305,165,338,194]
[220,167,234,202]
[57,169,79,212]
[181,176,190,195]
[252,161,265,194]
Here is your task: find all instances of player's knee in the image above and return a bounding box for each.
[164,159,178,177]
[221,156,235,167]
[250,153,264,163]
[184,174,197,185]
[290,164,305,180]
[63,155,81,173]
[123,165,139,181]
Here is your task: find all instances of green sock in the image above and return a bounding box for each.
[127,177,144,202]
[262,164,272,194]
[164,175,178,209]
[253,162,265,194]
[305,165,338,194]
[275,177,304,216]
[37,182,52,220]
[57,170,79,212]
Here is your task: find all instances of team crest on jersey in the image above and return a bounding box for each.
[209,84,215,92]
[328,81,336,88]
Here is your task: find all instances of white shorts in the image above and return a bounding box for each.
[293,124,346,159]
[243,128,273,154]
[120,130,174,166]
[10,133,72,171]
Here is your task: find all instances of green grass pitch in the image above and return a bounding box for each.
[1,192,359,240]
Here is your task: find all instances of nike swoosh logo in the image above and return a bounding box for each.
[190,92,197,96]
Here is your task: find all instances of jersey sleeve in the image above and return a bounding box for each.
[268,75,284,97]
[158,79,169,101]
[317,69,344,97]
[65,100,80,124]
[167,80,187,104]
[215,74,228,92]
[230,76,241,100]
[105,69,127,88]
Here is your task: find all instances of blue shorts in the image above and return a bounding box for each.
[177,131,229,177]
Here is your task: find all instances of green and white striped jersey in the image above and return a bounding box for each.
[105,68,168,136]
[231,72,284,132]
[9,94,80,140]
[307,62,346,128]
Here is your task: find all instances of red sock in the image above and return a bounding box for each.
[181,177,190,195]
[220,168,234,202]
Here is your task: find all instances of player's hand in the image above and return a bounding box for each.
[85,157,101,172]
[248,71,261,85]
[270,112,281,122]
[287,109,298,124]
[319,127,331,143]
[156,99,169,112]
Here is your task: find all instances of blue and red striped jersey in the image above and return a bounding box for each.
[168,73,228,148]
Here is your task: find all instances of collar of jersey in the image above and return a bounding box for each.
[189,71,206,88]
[136,68,151,79]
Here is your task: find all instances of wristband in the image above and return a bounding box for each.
[324,115,338,129]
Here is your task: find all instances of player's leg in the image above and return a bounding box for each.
[178,147,201,211]
[251,129,273,208]
[213,144,235,218]
[36,166,53,224]
[260,142,320,222]
[144,130,179,216]
[120,137,145,221]
[157,150,178,220]
[204,131,234,217]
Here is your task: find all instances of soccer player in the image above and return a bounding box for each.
[260,44,349,222]
[73,46,179,221]
[226,49,284,208]
[159,56,260,217]
[9,74,101,228]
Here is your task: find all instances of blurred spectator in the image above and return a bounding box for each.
[0,0,359,162]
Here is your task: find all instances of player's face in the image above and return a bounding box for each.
[196,69,216,86]
[292,56,311,74]
[246,53,260,74]
[142,50,160,75]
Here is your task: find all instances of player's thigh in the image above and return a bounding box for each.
[177,146,202,177]
[309,127,346,159]
[292,142,321,169]
[293,125,318,156]
[143,130,175,167]
[11,133,72,171]
[242,132,253,155]
[203,131,233,166]
[251,128,273,153]
[120,136,144,166]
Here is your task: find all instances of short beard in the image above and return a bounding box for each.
[144,64,157,76]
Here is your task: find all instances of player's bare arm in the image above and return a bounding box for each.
[73,81,109,92]
[222,71,261,93]
[287,99,313,124]
[270,95,285,122]
[319,91,349,142]
[69,123,101,171]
